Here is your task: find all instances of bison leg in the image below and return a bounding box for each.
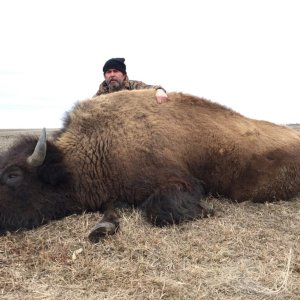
[88,207,120,243]
[142,179,213,226]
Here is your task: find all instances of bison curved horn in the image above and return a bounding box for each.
[27,128,47,167]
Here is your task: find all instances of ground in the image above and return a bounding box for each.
[0,127,300,300]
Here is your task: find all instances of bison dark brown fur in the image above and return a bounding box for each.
[1,90,300,242]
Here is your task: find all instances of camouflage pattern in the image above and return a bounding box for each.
[94,76,166,97]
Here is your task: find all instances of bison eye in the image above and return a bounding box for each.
[3,167,24,186]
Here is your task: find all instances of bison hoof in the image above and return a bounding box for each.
[88,221,118,243]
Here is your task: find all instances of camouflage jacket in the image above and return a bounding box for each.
[94,76,166,97]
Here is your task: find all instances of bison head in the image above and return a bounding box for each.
[0,129,79,233]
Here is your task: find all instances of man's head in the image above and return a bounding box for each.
[103,58,127,92]
[103,58,126,74]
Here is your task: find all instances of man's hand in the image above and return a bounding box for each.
[155,89,169,104]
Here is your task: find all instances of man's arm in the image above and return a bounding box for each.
[93,81,109,97]
[129,80,169,104]
[155,88,169,104]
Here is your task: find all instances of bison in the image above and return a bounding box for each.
[1,89,300,242]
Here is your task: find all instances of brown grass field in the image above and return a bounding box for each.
[1,127,300,299]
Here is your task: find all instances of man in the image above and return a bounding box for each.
[94,58,169,104]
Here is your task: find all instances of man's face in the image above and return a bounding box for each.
[104,69,126,92]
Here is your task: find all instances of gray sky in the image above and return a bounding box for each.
[0,0,299,128]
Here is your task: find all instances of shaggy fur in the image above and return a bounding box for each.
[1,90,300,234]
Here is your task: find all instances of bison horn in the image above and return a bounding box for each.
[27,128,47,167]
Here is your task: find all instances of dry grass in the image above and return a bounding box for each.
[1,128,300,299]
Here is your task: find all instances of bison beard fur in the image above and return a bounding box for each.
[1,89,300,242]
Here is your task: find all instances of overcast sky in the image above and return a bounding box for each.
[0,0,299,128]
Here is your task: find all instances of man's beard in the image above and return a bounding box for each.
[107,78,124,92]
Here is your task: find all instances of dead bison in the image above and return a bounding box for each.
[1,89,300,242]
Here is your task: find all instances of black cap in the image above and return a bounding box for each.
[103,58,126,74]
